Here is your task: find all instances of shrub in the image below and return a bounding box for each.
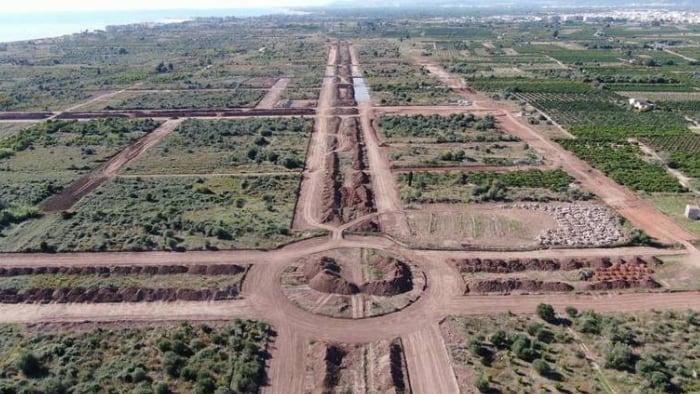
[16,352,43,378]
[565,306,578,318]
[42,379,67,394]
[196,370,216,393]
[490,330,510,348]
[533,359,551,376]
[536,303,557,324]
[154,383,170,394]
[475,375,490,393]
[604,343,636,371]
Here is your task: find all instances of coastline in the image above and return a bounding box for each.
[0,8,296,43]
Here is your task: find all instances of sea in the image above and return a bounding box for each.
[0,8,295,43]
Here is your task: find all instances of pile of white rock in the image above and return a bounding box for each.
[502,203,626,247]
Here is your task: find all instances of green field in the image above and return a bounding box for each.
[443,308,700,394]
[0,175,307,252]
[122,118,311,175]
[0,320,269,393]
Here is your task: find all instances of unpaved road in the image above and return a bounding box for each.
[40,119,183,212]
[391,164,552,174]
[293,44,339,233]
[257,78,291,110]
[403,324,460,394]
[418,58,697,246]
[349,44,408,237]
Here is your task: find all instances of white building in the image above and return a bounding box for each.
[686,205,700,220]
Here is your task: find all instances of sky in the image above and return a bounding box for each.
[1,0,330,13]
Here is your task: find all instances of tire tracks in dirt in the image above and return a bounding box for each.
[257,78,291,110]
[403,324,460,394]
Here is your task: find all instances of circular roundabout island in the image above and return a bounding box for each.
[280,248,426,319]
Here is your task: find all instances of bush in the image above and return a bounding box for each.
[604,343,636,371]
[565,306,578,318]
[533,359,551,376]
[42,379,67,394]
[196,370,216,393]
[154,383,170,394]
[16,352,43,378]
[475,375,490,393]
[536,303,557,324]
[511,335,538,362]
[490,330,510,349]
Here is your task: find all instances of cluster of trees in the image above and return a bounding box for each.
[559,140,687,193]
[0,118,160,159]
[0,202,41,235]
[378,113,498,141]
[1,320,269,394]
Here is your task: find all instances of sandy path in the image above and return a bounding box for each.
[0,299,260,324]
[40,119,183,212]
[293,44,339,234]
[403,324,460,394]
[262,326,307,394]
[391,164,552,174]
[374,105,500,116]
[257,78,291,110]
[349,44,409,238]
[418,59,697,245]
[445,292,700,315]
[0,236,681,268]
[117,171,297,178]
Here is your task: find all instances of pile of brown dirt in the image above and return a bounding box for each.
[466,279,574,294]
[301,255,414,297]
[361,256,413,297]
[0,285,239,304]
[583,279,661,291]
[593,256,658,282]
[0,264,245,277]
[451,256,658,274]
[304,257,359,295]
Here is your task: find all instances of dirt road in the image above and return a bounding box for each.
[349,44,409,237]
[293,44,339,233]
[40,119,183,212]
[403,324,460,394]
[257,78,291,110]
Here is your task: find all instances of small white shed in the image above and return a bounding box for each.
[685,204,700,220]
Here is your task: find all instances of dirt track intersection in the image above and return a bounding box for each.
[1,41,699,393]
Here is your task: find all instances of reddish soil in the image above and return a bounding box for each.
[301,255,413,297]
[0,264,246,277]
[361,256,413,297]
[466,278,574,294]
[257,78,291,109]
[0,285,239,304]
[450,256,660,273]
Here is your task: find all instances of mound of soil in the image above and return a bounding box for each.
[583,279,661,291]
[303,256,342,279]
[308,270,359,295]
[0,285,239,304]
[361,257,413,297]
[0,264,245,277]
[451,256,656,274]
[466,279,573,294]
[301,255,414,297]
